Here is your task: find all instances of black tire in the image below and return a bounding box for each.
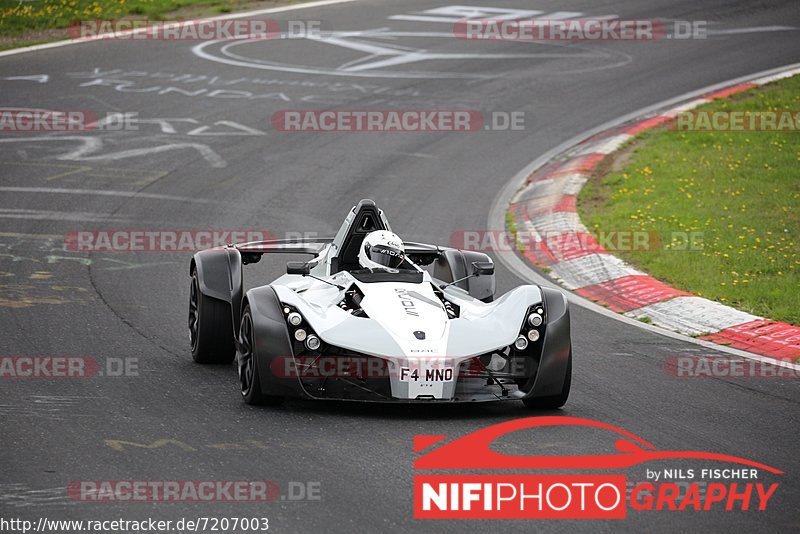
[238,305,283,406]
[522,350,571,410]
[189,269,235,364]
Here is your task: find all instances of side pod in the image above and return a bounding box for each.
[434,249,496,302]
[245,286,302,398]
[190,247,244,336]
[526,287,571,398]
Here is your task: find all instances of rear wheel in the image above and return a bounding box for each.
[522,351,571,409]
[238,305,283,406]
[189,269,235,364]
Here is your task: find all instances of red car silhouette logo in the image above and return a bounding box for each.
[415,416,782,473]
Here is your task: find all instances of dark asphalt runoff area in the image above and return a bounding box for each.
[1,0,798,532]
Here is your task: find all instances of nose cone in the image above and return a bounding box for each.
[359,282,448,345]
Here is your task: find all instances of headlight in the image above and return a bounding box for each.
[527,329,540,342]
[528,312,543,327]
[287,312,302,326]
[294,328,307,342]
[514,335,528,351]
[305,335,321,351]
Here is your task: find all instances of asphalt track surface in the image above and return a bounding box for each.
[1,0,799,532]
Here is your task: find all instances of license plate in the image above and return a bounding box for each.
[400,366,453,382]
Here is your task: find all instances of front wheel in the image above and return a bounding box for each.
[522,351,571,409]
[238,305,283,406]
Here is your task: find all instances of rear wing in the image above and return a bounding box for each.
[233,238,334,264]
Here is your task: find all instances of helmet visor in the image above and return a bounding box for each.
[368,244,405,268]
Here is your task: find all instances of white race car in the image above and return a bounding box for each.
[189,200,571,408]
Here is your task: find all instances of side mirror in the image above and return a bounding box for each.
[472,261,494,276]
[439,261,495,291]
[286,261,312,275]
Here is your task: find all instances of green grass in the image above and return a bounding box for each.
[505,210,525,252]
[0,36,51,50]
[579,75,800,325]
[0,0,291,42]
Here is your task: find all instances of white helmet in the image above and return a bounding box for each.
[358,230,405,270]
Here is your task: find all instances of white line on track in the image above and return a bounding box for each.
[707,26,797,35]
[0,0,358,58]
[0,209,136,223]
[0,136,227,168]
[0,187,218,204]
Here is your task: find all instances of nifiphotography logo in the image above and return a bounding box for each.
[413,417,782,519]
